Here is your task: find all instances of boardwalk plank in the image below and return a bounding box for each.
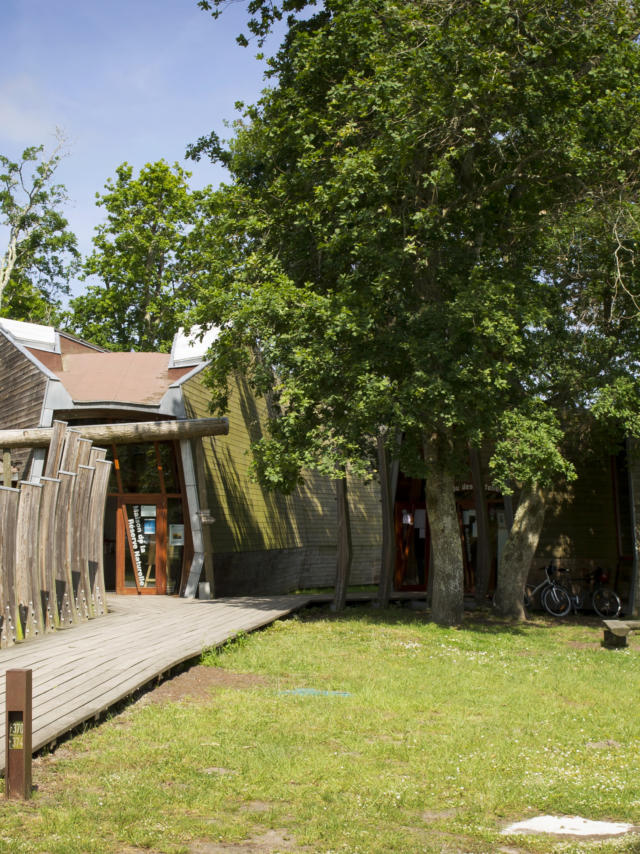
[0,594,311,772]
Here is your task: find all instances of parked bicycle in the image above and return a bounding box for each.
[560,566,622,618]
[524,564,573,617]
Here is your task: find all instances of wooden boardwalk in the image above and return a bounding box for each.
[0,593,313,773]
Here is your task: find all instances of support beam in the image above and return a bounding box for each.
[0,418,229,449]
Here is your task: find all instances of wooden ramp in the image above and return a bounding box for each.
[0,593,312,773]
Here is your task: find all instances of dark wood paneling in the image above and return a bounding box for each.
[0,337,49,478]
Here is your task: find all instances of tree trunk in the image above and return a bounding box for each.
[493,483,547,620]
[377,434,397,608]
[424,437,464,626]
[469,446,490,607]
[331,473,352,612]
[0,228,19,303]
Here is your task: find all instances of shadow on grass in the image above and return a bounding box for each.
[296,601,541,637]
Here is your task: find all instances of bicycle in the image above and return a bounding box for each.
[524,564,572,617]
[560,566,622,618]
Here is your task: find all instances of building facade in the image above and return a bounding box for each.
[0,316,638,610]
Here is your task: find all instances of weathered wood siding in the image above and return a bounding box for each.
[0,335,49,479]
[182,372,381,595]
[528,456,623,592]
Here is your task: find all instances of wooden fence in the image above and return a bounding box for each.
[0,421,112,647]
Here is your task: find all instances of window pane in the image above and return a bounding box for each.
[123,503,157,589]
[157,442,179,493]
[115,445,161,493]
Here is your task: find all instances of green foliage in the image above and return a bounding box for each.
[197,0,316,46]
[0,142,79,321]
[192,0,640,491]
[490,402,577,492]
[69,161,205,351]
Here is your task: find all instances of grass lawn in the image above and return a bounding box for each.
[1,606,639,853]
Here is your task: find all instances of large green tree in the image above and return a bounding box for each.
[0,142,79,323]
[70,160,203,351]
[191,0,640,623]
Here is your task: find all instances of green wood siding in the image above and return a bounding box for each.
[182,372,381,592]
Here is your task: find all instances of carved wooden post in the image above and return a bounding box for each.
[76,438,93,468]
[69,465,95,620]
[0,487,19,647]
[38,477,61,630]
[87,458,112,616]
[89,447,107,467]
[59,429,82,475]
[43,420,67,479]
[55,471,77,626]
[14,482,44,641]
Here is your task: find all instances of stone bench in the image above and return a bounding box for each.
[602,619,640,648]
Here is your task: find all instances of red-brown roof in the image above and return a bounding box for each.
[50,352,182,405]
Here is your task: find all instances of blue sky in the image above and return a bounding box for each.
[0,0,280,296]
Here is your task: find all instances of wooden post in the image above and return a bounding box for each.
[627,438,640,617]
[43,420,67,479]
[332,473,352,612]
[14,482,44,641]
[193,438,215,595]
[38,477,60,631]
[5,669,32,800]
[0,488,20,646]
[470,447,491,605]
[55,471,77,626]
[70,465,95,619]
[377,435,395,608]
[59,430,82,475]
[3,450,11,487]
[86,459,112,616]
[75,438,93,468]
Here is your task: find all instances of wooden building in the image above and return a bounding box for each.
[393,450,638,609]
[0,316,637,608]
[0,318,381,598]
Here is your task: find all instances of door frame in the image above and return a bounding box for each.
[116,494,167,595]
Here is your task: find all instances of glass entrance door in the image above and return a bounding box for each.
[116,497,166,594]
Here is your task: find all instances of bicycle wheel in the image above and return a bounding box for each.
[524,586,533,609]
[542,585,572,618]
[593,588,622,619]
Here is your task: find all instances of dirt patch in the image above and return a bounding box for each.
[189,829,306,853]
[240,801,275,814]
[421,808,457,822]
[137,666,269,706]
[567,640,600,650]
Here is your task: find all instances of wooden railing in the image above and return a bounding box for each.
[0,421,112,646]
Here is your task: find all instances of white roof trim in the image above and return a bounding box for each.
[0,324,61,380]
[0,317,59,353]
[169,325,218,368]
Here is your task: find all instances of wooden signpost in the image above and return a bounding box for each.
[5,669,32,799]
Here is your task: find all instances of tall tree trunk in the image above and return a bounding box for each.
[0,228,19,303]
[424,437,464,626]
[377,433,400,608]
[332,473,352,612]
[493,483,547,621]
[469,446,490,607]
